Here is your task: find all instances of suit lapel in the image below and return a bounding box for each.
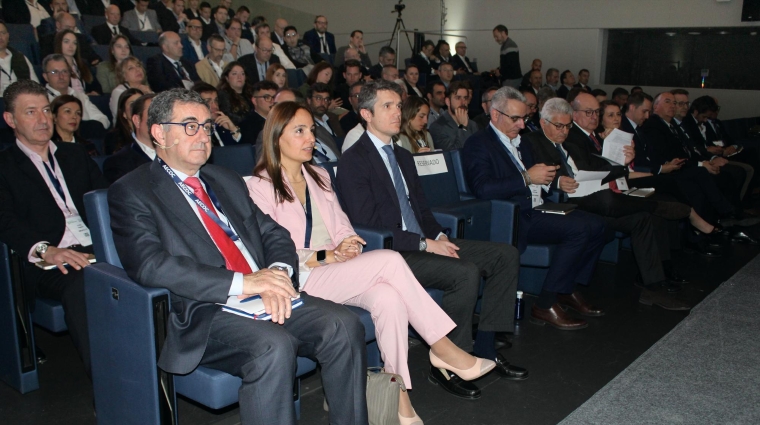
[150,161,217,251]
[485,126,515,170]
[359,135,402,213]
[11,145,54,196]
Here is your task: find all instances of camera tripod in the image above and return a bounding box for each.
[389,0,414,52]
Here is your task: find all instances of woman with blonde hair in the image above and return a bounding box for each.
[109,56,152,119]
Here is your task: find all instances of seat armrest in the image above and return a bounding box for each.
[354,225,393,251]
[431,208,465,239]
[85,263,174,425]
[490,200,519,246]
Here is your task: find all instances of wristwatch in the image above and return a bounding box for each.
[458,124,466,130]
[35,243,49,259]
[317,250,328,266]
[419,238,428,251]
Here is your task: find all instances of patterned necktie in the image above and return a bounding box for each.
[183,177,252,274]
[589,132,602,152]
[111,25,118,36]
[321,35,329,54]
[174,61,188,80]
[382,145,424,237]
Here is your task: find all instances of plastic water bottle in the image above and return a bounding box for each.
[515,291,524,320]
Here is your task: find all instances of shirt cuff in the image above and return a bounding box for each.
[268,262,294,277]
[229,272,244,296]
[27,241,49,263]
[698,161,704,167]
[435,232,446,241]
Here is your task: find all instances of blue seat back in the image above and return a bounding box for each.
[132,31,160,45]
[208,144,257,177]
[286,69,307,89]
[449,150,472,196]
[413,151,461,207]
[6,24,39,65]
[84,190,123,268]
[92,45,110,63]
[132,46,161,65]
[82,15,106,33]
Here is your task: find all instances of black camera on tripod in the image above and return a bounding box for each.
[393,0,406,14]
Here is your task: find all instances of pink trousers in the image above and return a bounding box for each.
[304,250,456,388]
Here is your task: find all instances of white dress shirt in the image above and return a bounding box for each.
[135,10,153,31]
[0,51,39,95]
[26,1,51,28]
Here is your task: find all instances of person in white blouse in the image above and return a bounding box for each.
[0,22,39,96]
[109,56,152,120]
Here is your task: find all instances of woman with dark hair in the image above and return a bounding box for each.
[597,100,622,140]
[54,29,100,95]
[247,102,495,425]
[298,62,341,109]
[96,34,132,94]
[265,63,288,88]
[104,88,144,154]
[216,61,253,124]
[51,94,98,156]
[110,56,152,118]
[397,96,434,153]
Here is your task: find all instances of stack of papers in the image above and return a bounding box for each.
[567,170,610,198]
[220,294,303,320]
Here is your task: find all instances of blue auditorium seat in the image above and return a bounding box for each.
[83,189,380,423]
[286,69,307,89]
[208,144,257,177]
[6,24,39,65]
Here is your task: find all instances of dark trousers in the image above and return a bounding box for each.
[400,238,519,352]
[199,293,368,425]
[28,262,91,377]
[523,209,607,293]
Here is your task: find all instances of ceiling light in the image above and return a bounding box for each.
[751,31,758,36]
[688,32,701,35]
[665,32,676,36]
[718,31,729,35]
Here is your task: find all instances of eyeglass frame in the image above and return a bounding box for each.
[159,121,214,136]
[543,118,574,131]
[253,94,276,102]
[311,95,332,103]
[492,108,530,124]
[573,108,601,117]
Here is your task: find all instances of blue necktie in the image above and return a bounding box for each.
[555,144,574,178]
[382,145,424,237]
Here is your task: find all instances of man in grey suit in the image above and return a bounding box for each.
[429,81,479,151]
[121,0,162,33]
[108,89,368,425]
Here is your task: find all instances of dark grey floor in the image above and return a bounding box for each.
[1,228,759,425]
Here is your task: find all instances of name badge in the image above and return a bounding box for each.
[66,215,93,247]
[529,184,543,208]
[414,153,448,176]
[615,177,629,191]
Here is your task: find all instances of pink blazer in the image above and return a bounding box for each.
[247,166,356,271]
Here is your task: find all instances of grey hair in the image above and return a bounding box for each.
[490,86,526,113]
[147,88,208,129]
[42,54,68,71]
[537,86,556,105]
[357,80,404,114]
[540,97,574,121]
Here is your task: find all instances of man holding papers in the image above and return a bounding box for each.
[109,89,368,425]
[527,95,692,311]
[462,87,608,331]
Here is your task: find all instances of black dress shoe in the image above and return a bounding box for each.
[634,279,681,293]
[36,345,47,365]
[731,230,759,245]
[666,269,689,284]
[492,354,528,380]
[428,365,481,400]
[684,240,723,258]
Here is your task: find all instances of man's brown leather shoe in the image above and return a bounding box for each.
[530,304,588,330]
[557,291,605,317]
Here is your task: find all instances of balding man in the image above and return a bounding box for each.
[521,58,541,88]
[37,0,89,41]
[380,64,399,82]
[451,41,478,75]
[91,5,143,45]
[147,32,201,92]
[39,13,101,66]
[272,18,288,45]
[239,36,281,84]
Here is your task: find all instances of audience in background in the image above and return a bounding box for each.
[182,18,208,63]
[102,92,156,182]
[109,56,152,119]
[43,54,110,129]
[147,31,200,92]
[430,81,478,151]
[195,33,226,86]
[397,96,434,153]
[97,35,132,95]
[104,88,144,154]
[303,14,335,56]
[122,0,161,33]
[266,63,288,88]
[0,22,39,95]
[50,94,97,156]
[217,61,253,124]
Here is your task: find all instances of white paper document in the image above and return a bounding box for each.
[567,170,610,198]
[600,129,633,191]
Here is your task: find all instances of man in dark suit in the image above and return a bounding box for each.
[103,93,156,183]
[306,83,344,160]
[556,70,575,100]
[239,81,277,143]
[238,36,280,85]
[620,92,654,170]
[182,18,208,64]
[335,59,363,108]
[429,81,479,151]
[302,15,336,56]
[573,69,592,91]
[339,81,363,135]
[529,95,691,309]
[155,0,186,34]
[461,86,609,329]
[367,46,395,81]
[450,41,479,75]
[91,5,144,46]
[0,80,109,375]
[37,0,92,43]
[39,13,102,66]
[193,83,243,146]
[147,31,201,92]
[411,40,438,80]
[336,80,527,400]
[108,89,368,425]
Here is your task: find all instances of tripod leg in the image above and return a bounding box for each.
[398,19,415,54]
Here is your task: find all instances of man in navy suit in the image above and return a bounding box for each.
[302,15,336,57]
[182,18,208,63]
[337,80,527,400]
[146,31,201,92]
[192,82,243,146]
[461,86,608,330]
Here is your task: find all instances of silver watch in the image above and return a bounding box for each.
[35,243,49,259]
[419,238,428,251]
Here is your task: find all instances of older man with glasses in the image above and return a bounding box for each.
[462,87,611,330]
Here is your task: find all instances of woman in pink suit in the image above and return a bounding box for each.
[247,102,495,425]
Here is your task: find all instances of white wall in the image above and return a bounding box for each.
[249,0,760,118]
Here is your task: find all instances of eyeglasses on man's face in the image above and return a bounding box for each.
[574,108,601,117]
[493,108,529,124]
[160,121,213,136]
[544,119,573,131]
